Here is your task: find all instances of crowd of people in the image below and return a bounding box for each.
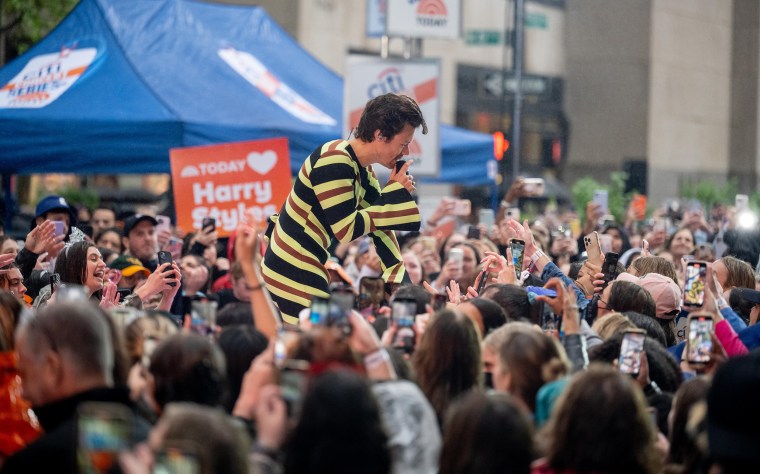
[1,94,760,474]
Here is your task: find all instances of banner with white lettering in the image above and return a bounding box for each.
[344,56,440,176]
[170,138,291,237]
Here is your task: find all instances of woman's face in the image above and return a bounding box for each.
[96,230,121,253]
[443,233,465,259]
[457,245,478,280]
[402,252,423,285]
[669,229,694,258]
[713,260,728,289]
[1,239,19,257]
[604,228,623,254]
[84,247,106,295]
[597,283,614,318]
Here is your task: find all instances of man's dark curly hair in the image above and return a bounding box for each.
[354,93,428,142]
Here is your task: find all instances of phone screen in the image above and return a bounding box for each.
[327,291,355,334]
[540,302,558,333]
[391,299,417,354]
[683,262,707,306]
[687,315,713,365]
[154,445,201,474]
[510,239,525,278]
[478,208,495,228]
[467,225,481,240]
[602,252,620,285]
[475,268,489,294]
[52,220,65,237]
[279,360,310,418]
[190,300,217,336]
[593,189,608,212]
[156,215,171,235]
[77,402,133,474]
[618,331,645,375]
[310,296,330,325]
[157,251,176,287]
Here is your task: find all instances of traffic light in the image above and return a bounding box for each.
[493,131,510,161]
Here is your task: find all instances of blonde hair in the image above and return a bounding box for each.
[591,312,636,341]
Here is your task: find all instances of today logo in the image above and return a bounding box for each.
[415,0,448,27]
[180,150,278,178]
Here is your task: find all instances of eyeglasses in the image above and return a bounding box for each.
[597,298,614,312]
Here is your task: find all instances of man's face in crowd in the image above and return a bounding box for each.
[91,208,116,234]
[124,221,158,262]
[120,272,147,291]
[16,328,57,407]
[37,210,70,236]
[6,267,26,300]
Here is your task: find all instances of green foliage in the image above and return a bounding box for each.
[679,179,738,210]
[55,186,99,212]
[2,0,78,58]
[571,172,630,224]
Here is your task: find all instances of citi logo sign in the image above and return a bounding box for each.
[415,0,448,27]
[367,68,406,98]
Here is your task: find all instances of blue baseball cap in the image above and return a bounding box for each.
[34,195,77,223]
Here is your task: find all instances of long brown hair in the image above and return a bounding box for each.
[495,326,568,412]
[413,309,482,424]
[440,391,534,474]
[542,364,661,474]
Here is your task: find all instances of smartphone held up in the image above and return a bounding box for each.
[619,329,646,376]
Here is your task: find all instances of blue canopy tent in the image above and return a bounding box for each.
[0,0,493,184]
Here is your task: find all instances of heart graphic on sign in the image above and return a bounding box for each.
[247,150,277,174]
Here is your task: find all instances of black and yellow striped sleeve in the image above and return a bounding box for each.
[310,153,421,244]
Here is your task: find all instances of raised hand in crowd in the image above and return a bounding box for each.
[349,311,396,381]
[0,252,16,269]
[536,278,581,335]
[99,280,119,310]
[433,257,463,292]
[24,219,65,258]
[236,211,280,339]
[254,384,288,452]
[507,219,539,267]
[582,201,605,235]
[481,249,517,285]
[133,262,178,301]
[425,196,456,229]
[232,341,275,422]
[189,222,218,249]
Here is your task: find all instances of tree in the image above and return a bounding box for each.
[0,0,78,65]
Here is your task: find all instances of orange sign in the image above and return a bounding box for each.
[170,138,291,237]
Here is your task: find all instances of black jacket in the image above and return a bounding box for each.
[1,386,150,474]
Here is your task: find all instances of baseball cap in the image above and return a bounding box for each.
[123,214,158,237]
[34,195,77,222]
[109,255,150,278]
[707,351,760,462]
[616,272,682,319]
[734,287,760,305]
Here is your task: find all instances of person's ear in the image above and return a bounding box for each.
[375,130,385,142]
[122,236,130,250]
